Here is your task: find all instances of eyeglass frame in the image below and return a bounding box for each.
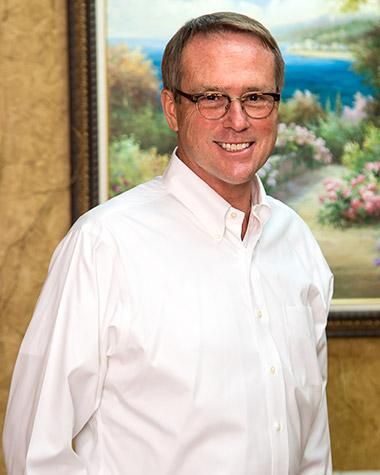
[173,88,281,120]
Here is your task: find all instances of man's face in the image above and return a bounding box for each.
[162,32,279,198]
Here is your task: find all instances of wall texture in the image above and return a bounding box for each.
[328,337,380,470]
[0,2,379,474]
[0,1,71,473]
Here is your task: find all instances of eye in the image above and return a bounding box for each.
[204,93,224,102]
[245,93,261,102]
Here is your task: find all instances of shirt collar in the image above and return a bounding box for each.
[163,149,271,241]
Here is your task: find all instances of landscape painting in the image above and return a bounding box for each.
[106,0,380,303]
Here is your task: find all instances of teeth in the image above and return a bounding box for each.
[219,142,251,151]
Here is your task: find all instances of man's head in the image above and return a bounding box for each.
[162,12,284,95]
[161,12,284,200]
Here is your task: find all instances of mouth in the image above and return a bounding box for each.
[215,141,254,152]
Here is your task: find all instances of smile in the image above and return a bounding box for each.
[216,142,253,152]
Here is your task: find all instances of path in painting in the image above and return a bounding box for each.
[273,165,380,299]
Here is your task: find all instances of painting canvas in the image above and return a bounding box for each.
[106,0,380,305]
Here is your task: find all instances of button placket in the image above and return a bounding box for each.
[249,263,289,473]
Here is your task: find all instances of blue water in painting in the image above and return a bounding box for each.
[281,47,373,106]
[109,38,373,108]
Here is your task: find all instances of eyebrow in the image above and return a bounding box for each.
[195,85,275,93]
[194,85,224,92]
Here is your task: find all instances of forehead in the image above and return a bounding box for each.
[180,31,276,90]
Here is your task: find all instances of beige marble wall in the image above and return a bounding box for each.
[328,337,380,470]
[0,1,71,473]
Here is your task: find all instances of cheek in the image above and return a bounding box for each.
[181,115,215,149]
[258,117,278,143]
[178,109,199,138]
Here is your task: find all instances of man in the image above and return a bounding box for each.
[3,12,333,475]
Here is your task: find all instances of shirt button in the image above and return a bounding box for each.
[270,366,276,375]
[274,422,282,432]
[256,309,263,319]
[230,211,237,219]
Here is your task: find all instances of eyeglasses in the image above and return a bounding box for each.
[174,88,280,120]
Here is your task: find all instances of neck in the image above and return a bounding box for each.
[219,183,252,214]
[176,151,253,237]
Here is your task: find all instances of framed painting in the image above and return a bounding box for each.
[67,0,380,336]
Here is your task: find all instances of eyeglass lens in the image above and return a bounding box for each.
[197,94,275,119]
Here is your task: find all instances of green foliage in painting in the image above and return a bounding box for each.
[279,90,325,126]
[342,125,380,172]
[337,0,371,13]
[115,105,177,155]
[108,44,159,111]
[108,44,177,154]
[314,113,365,162]
[351,24,380,125]
[109,137,169,197]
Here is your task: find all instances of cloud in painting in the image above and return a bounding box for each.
[108,0,261,39]
[108,0,330,39]
[108,0,379,39]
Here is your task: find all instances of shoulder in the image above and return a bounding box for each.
[265,195,314,240]
[264,195,331,273]
[264,195,333,313]
[49,177,167,265]
[72,177,167,237]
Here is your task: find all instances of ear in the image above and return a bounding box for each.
[161,89,179,132]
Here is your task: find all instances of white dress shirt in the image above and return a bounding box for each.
[3,152,333,475]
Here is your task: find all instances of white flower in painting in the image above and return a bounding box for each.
[342,93,369,124]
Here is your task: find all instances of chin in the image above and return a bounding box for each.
[222,166,259,184]
[216,172,256,186]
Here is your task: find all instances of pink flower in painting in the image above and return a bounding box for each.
[363,195,380,215]
[275,122,332,165]
[319,166,380,226]
[342,188,351,198]
[323,178,343,192]
[365,161,380,174]
[351,174,366,187]
[343,207,357,220]
[360,189,375,201]
[351,198,363,210]
[366,183,377,192]
[327,190,338,201]
[364,201,376,214]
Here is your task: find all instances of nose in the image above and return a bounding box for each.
[222,99,250,131]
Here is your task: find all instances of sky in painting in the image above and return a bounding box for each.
[107,0,378,39]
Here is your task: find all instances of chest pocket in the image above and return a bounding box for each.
[284,305,322,387]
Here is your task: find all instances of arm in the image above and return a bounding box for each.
[299,332,332,475]
[3,221,119,474]
[299,232,334,475]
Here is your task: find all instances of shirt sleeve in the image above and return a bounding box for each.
[2,220,120,474]
[300,228,334,475]
[299,333,332,474]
